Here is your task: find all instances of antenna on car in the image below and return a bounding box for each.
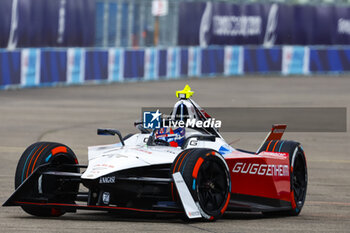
[176,85,194,99]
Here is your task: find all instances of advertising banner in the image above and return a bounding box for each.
[0,0,95,48]
[144,48,159,80]
[282,46,310,75]
[0,0,12,48]
[108,48,124,82]
[64,0,96,47]
[167,47,180,79]
[152,0,168,17]
[224,46,243,76]
[188,47,201,77]
[178,2,350,46]
[21,49,40,87]
[67,48,85,84]
[336,6,350,44]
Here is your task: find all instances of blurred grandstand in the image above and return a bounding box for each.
[1,0,350,48]
[0,0,349,89]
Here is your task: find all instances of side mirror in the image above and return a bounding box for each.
[134,121,150,134]
[97,129,125,146]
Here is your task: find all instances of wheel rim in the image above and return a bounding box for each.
[292,150,307,207]
[197,158,229,213]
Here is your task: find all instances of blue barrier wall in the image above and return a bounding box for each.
[40,51,67,84]
[158,49,167,78]
[310,48,350,73]
[201,48,225,76]
[85,51,108,81]
[124,50,145,79]
[0,46,349,89]
[244,48,282,73]
[0,51,21,86]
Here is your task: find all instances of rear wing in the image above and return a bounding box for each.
[256,124,287,153]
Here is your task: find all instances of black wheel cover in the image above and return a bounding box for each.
[196,157,229,214]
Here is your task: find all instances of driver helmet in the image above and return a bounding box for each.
[155,127,186,147]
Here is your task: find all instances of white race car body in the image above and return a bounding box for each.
[4,85,307,221]
[82,133,234,180]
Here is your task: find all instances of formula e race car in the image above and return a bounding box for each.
[3,85,307,221]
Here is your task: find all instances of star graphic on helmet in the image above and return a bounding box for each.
[151,109,161,122]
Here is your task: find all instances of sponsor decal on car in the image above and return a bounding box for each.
[99,176,116,184]
[102,192,110,205]
[94,164,115,169]
[232,162,289,176]
[188,210,201,217]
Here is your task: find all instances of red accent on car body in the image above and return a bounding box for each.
[225,150,291,202]
[266,124,287,141]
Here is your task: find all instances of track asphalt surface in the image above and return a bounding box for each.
[0,77,349,232]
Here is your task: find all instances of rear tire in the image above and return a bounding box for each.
[15,142,79,217]
[259,140,307,216]
[171,149,231,221]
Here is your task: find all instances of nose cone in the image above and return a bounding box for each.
[81,145,179,179]
[81,155,150,179]
[81,146,150,179]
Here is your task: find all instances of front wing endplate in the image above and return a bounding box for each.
[172,172,202,219]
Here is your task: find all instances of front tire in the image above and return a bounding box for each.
[15,142,79,217]
[171,149,231,221]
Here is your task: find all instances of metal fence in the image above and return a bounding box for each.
[95,0,179,47]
